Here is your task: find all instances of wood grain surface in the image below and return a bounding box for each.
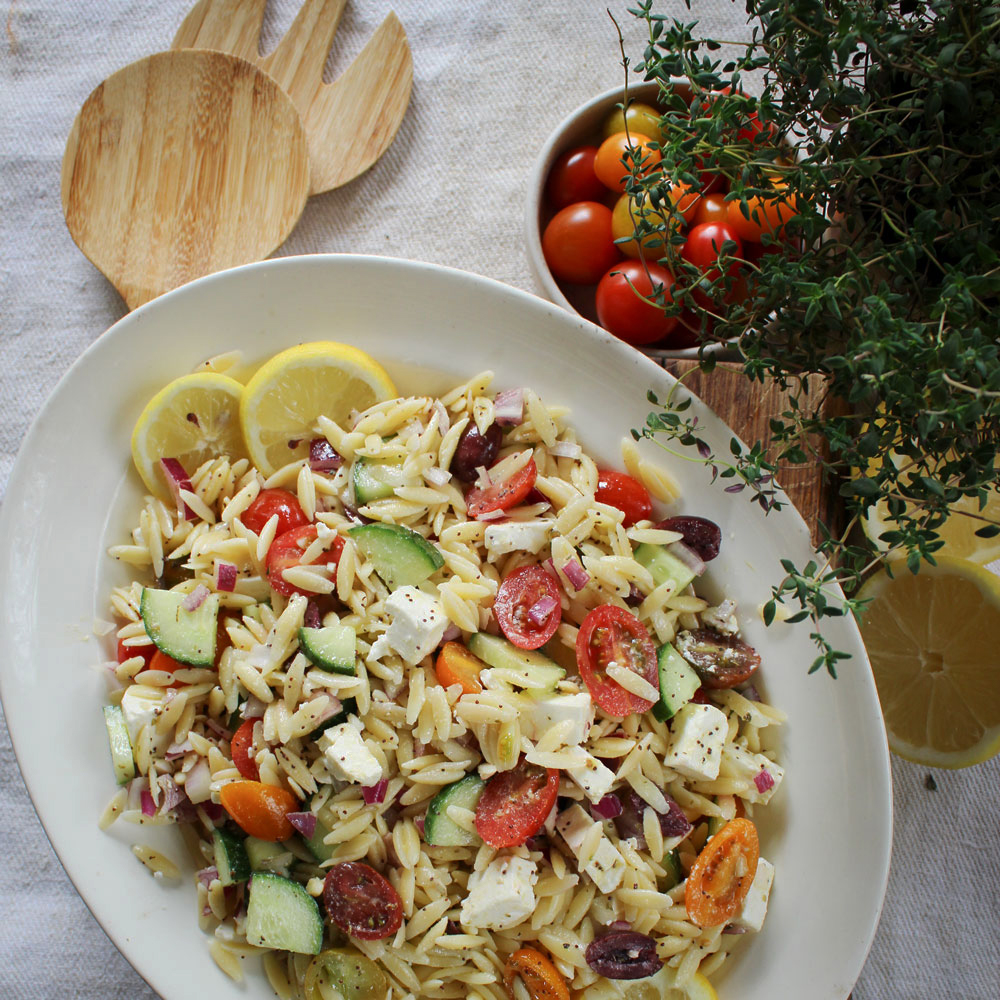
[61,49,310,310]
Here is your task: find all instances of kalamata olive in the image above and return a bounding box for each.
[675,627,761,688]
[449,421,502,482]
[656,515,722,561]
[613,787,693,846]
[584,930,663,980]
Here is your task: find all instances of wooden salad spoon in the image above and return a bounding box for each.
[172,0,414,194]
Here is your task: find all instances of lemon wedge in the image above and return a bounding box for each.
[858,555,1000,768]
[240,341,396,477]
[131,372,246,498]
[580,969,717,1000]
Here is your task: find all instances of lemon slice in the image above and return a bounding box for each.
[240,341,396,476]
[858,555,1000,768]
[580,970,717,1000]
[131,372,246,498]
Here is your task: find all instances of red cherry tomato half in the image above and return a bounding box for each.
[594,470,653,528]
[241,488,309,537]
[116,637,155,669]
[542,202,621,285]
[266,524,345,598]
[546,146,607,210]
[595,260,679,346]
[322,861,404,941]
[474,758,560,848]
[495,565,563,650]
[230,718,260,781]
[466,458,538,519]
[576,604,658,717]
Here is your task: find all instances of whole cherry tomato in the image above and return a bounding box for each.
[594,131,662,192]
[546,146,607,210]
[692,192,731,227]
[594,260,678,346]
[541,202,621,285]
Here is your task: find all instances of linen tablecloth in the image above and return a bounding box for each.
[1,1,997,997]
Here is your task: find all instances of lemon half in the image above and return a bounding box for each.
[859,555,1000,768]
[240,342,396,477]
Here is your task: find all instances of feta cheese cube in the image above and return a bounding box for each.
[733,857,774,932]
[522,691,594,746]
[566,750,617,802]
[555,805,627,894]
[483,521,551,557]
[664,702,728,782]
[318,723,383,786]
[119,684,165,745]
[383,586,449,664]
[460,855,537,929]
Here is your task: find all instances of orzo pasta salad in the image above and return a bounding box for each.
[100,342,784,1000]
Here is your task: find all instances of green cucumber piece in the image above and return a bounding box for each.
[245,872,323,955]
[299,625,357,675]
[347,523,444,590]
[308,697,357,740]
[102,705,136,785]
[634,543,698,596]
[466,633,565,690]
[213,828,251,885]
[303,820,337,863]
[424,774,485,846]
[245,836,294,875]
[352,457,402,505]
[660,848,683,890]
[139,587,219,666]
[652,642,702,722]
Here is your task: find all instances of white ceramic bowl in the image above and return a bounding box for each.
[0,255,890,1000]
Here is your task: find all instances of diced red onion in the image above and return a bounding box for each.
[666,541,707,578]
[441,622,462,643]
[159,776,187,813]
[415,815,426,836]
[165,739,193,760]
[723,924,748,935]
[184,759,213,804]
[362,779,388,805]
[493,388,525,426]
[304,601,323,629]
[126,777,147,812]
[182,584,210,611]
[432,400,451,434]
[527,593,560,626]
[308,696,343,729]
[287,811,317,838]
[214,560,238,593]
[754,769,775,793]
[239,697,266,720]
[424,466,452,487]
[159,458,196,520]
[196,866,219,887]
[741,684,761,703]
[561,557,590,591]
[204,717,230,739]
[591,794,624,820]
[201,801,224,823]
[609,920,632,932]
[549,441,582,459]
[309,438,343,472]
[140,789,156,817]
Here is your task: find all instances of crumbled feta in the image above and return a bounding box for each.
[733,857,774,932]
[664,702,728,782]
[367,632,392,662]
[383,586,449,664]
[555,805,627,894]
[565,749,617,802]
[460,856,537,929]
[119,684,165,745]
[721,743,785,805]
[522,691,594,746]
[483,521,550,557]
[701,599,739,635]
[318,723,383,786]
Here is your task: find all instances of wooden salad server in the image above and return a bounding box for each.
[172,0,414,194]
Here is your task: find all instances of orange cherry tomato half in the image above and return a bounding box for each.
[266,524,345,598]
[465,458,538,518]
[474,758,559,848]
[435,641,485,695]
[503,947,571,1000]
[594,469,653,528]
[685,817,760,927]
[219,780,299,841]
[594,131,662,193]
[494,565,563,650]
[576,604,658,717]
[230,718,260,781]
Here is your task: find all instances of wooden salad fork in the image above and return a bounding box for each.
[172,0,413,194]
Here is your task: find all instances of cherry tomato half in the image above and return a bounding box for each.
[541,202,621,285]
[595,260,678,346]
[322,861,404,941]
[576,604,658,717]
[266,524,345,598]
[241,488,309,537]
[149,648,189,689]
[474,758,559,848]
[219,779,298,841]
[594,132,662,193]
[495,565,563,650]
[594,470,653,528]
[230,718,260,781]
[435,641,485,695]
[465,458,538,519]
[503,947,571,1000]
[116,637,155,669]
[685,817,760,927]
[546,146,607,210]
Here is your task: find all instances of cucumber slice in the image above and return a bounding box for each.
[304,820,337,863]
[245,836,294,875]
[139,587,220,666]
[213,828,251,885]
[102,705,136,785]
[634,543,698,596]
[660,848,683,890]
[352,457,402,505]
[308,697,357,740]
[299,625,357,675]
[424,774,485,847]
[246,872,323,955]
[466,633,565,690]
[652,642,701,722]
[347,523,444,590]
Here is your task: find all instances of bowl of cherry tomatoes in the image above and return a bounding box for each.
[526,81,795,360]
